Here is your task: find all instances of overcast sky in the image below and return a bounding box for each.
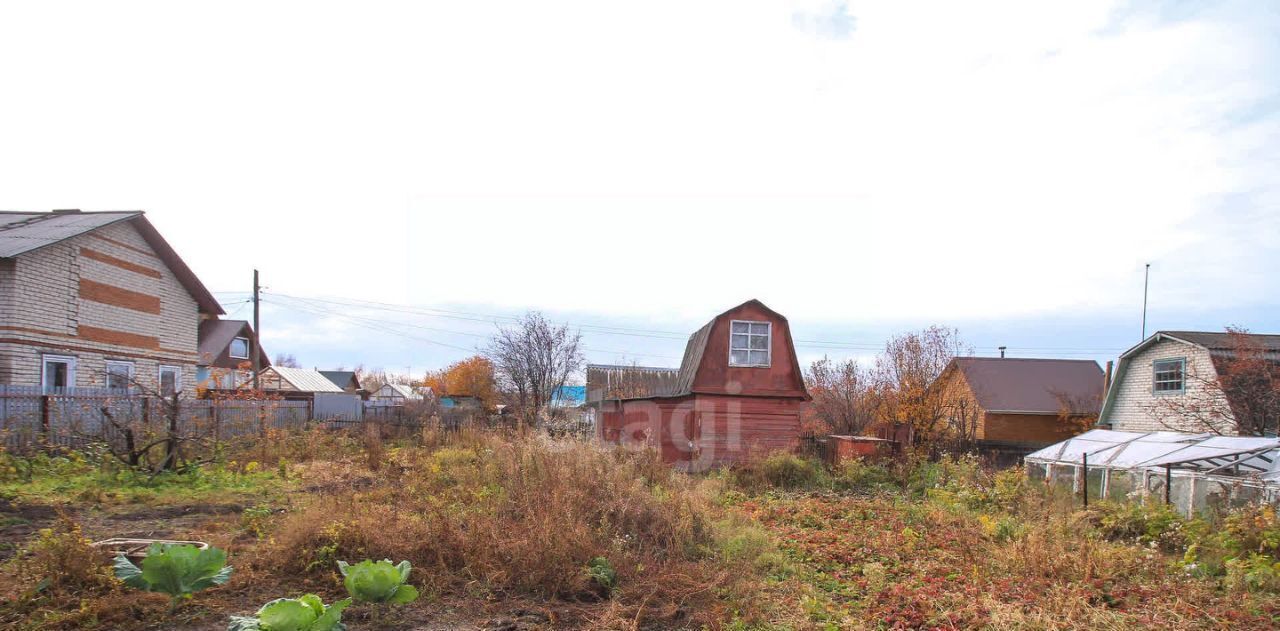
[2,1,1277,376]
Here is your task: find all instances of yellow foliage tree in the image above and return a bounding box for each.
[422,356,498,405]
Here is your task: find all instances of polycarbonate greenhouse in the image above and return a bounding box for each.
[1025,429,1280,516]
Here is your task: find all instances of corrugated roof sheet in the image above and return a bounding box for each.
[0,211,140,258]
[266,367,345,393]
[952,357,1104,415]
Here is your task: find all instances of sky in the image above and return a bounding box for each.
[1,1,1277,377]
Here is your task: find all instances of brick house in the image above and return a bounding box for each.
[589,299,810,470]
[1098,330,1280,434]
[0,210,223,394]
[932,357,1105,452]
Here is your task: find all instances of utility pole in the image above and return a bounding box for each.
[252,269,261,390]
[1141,263,1151,341]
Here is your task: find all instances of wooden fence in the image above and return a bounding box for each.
[0,385,312,453]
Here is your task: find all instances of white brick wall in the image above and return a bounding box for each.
[0,219,202,393]
[1106,338,1234,433]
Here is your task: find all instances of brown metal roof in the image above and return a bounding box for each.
[950,357,1104,415]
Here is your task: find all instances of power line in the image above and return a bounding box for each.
[265,294,683,361]
[263,291,1124,357]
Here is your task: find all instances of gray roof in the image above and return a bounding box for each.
[951,357,1104,415]
[1159,331,1280,356]
[0,211,141,258]
[319,371,359,389]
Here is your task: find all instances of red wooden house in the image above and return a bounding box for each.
[589,300,810,471]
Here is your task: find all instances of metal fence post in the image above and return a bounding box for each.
[1165,464,1172,505]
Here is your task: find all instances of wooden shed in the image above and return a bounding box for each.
[591,299,810,471]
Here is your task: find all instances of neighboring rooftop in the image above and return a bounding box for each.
[262,367,345,393]
[949,357,1104,415]
[319,370,360,390]
[197,319,268,366]
[380,383,423,399]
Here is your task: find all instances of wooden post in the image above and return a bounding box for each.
[1164,464,1172,505]
[212,399,221,445]
[1082,453,1089,509]
[39,394,51,449]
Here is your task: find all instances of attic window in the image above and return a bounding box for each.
[1153,358,1185,394]
[730,321,771,367]
[229,337,249,359]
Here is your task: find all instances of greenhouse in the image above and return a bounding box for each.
[1024,429,1280,516]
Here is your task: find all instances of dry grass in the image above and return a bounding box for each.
[260,431,745,628]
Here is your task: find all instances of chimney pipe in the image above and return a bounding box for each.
[998,346,1007,359]
[1104,360,1114,394]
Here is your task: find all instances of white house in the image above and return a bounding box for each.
[370,383,431,406]
[1098,330,1280,435]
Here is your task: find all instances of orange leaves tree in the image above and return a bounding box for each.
[422,356,498,405]
[872,326,970,446]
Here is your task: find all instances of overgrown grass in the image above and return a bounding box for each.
[730,453,1280,629]
[4,431,1280,629]
[261,431,763,627]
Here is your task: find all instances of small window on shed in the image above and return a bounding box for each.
[1153,358,1185,394]
[229,336,250,359]
[729,321,771,367]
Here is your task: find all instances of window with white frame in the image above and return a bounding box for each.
[105,361,134,391]
[158,365,182,397]
[229,336,250,359]
[41,355,76,393]
[729,320,771,367]
[1153,358,1185,394]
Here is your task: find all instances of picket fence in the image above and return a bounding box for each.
[0,385,314,453]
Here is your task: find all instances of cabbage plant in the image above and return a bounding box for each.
[227,594,351,631]
[114,543,233,611]
[336,559,419,604]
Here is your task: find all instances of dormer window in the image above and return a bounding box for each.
[730,321,771,367]
[229,336,250,359]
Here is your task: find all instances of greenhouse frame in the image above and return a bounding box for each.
[1024,429,1280,516]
